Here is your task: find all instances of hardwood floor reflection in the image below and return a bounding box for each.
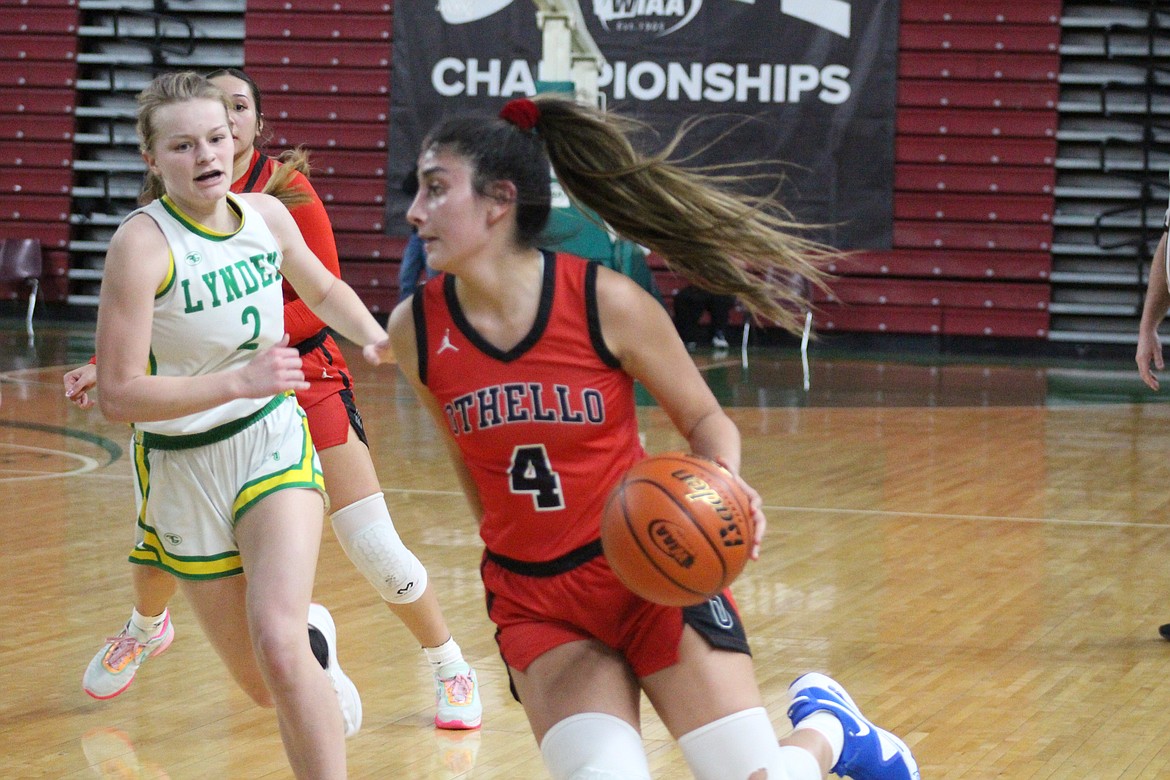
[3,327,1170,778]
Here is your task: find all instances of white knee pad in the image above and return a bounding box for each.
[679,707,787,780]
[330,493,428,604]
[540,713,651,780]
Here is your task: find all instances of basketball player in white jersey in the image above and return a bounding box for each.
[94,71,392,779]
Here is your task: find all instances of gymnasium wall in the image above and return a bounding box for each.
[0,0,1063,341]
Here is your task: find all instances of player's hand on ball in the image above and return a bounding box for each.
[714,457,765,561]
[743,480,765,561]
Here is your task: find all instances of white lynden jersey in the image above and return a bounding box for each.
[133,193,286,436]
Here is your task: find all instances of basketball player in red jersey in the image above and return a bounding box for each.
[65,68,481,732]
[383,96,919,780]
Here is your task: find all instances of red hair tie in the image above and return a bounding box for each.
[499,98,540,131]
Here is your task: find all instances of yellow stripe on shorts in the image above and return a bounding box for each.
[130,436,244,580]
[233,404,325,521]
[130,521,243,579]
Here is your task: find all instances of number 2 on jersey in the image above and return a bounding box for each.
[237,305,261,351]
[509,444,565,510]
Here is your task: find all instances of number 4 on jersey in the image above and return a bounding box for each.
[509,444,565,510]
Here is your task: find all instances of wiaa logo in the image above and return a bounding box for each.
[648,519,696,568]
[593,0,702,37]
[595,0,852,39]
[435,0,852,39]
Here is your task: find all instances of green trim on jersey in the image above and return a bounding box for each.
[159,193,245,242]
[135,392,288,451]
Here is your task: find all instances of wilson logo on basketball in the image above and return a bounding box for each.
[648,519,695,568]
[673,469,747,548]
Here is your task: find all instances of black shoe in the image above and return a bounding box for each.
[1159,623,1170,641]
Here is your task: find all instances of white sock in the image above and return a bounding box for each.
[128,607,167,641]
[793,710,845,767]
[424,637,468,679]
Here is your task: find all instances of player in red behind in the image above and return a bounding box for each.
[384,95,919,780]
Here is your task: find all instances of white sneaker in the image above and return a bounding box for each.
[307,603,362,738]
[434,667,482,730]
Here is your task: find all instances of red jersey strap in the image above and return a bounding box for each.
[237,151,270,194]
[412,252,621,387]
[411,275,431,386]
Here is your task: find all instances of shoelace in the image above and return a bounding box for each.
[442,674,474,705]
[103,632,149,670]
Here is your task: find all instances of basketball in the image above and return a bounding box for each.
[600,452,755,606]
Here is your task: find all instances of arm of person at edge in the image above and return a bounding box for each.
[1137,227,1170,391]
[64,361,98,409]
[595,265,767,560]
[386,297,487,525]
[281,172,340,345]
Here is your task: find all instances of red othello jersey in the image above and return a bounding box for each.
[231,150,340,346]
[415,252,645,563]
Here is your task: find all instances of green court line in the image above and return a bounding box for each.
[0,420,122,467]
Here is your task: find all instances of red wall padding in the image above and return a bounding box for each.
[823,0,1060,338]
[244,0,399,312]
[0,0,78,303]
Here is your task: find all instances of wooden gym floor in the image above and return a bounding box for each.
[4,322,1170,779]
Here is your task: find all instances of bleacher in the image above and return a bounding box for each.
[816,0,1060,339]
[0,0,1167,348]
[1047,0,1169,344]
[0,0,79,305]
[244,0,400,313]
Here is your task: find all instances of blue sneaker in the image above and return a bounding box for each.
[787,672,919,780]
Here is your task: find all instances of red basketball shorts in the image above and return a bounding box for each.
[295,334,367,450]
[482,551,749,683]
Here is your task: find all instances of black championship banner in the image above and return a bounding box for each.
[386,0,899,249]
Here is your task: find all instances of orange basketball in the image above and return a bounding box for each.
[600,452,755,606]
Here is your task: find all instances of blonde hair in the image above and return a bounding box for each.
[136,71,233,204]
[424,95,835,334]
[262,148,314,210]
